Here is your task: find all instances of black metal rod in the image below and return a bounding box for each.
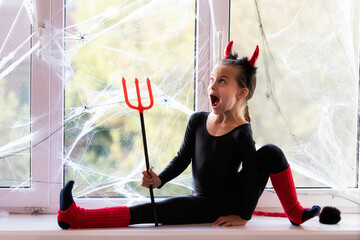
[139,112,158,227]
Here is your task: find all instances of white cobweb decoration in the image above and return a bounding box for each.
[0,0,359,206]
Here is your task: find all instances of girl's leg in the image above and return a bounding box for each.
[257,144,320,225]
[57,181,130,229]
[57,181,230,228]
[129,195,222,225]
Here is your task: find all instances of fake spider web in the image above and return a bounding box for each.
[0,0,359,207]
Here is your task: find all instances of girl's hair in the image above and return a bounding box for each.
[219,53,257,123]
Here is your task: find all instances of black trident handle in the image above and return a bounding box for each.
[139,112,158,227]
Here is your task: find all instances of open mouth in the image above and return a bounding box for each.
[210,94,220,108]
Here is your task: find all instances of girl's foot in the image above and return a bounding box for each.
[290,205,321,226]
[58,180,75,229]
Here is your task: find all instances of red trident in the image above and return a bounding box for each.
[122,77,154,113]
[122,77,158,227]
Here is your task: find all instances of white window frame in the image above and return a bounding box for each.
[0,0,64,213]
[0,0,358,213]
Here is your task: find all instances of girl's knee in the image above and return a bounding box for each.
[257,144,288,173]
[258,144,282,157]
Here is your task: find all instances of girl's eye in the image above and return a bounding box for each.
[219,79,225,84]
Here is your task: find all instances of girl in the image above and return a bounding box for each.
[57,41,320,229]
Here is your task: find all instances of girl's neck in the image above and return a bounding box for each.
[209,109,247,126]
[206,110,248,137]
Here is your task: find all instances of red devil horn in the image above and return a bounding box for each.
[248,45,259,67]
[224,41,234,59]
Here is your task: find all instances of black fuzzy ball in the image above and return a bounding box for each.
[319,206,341,224]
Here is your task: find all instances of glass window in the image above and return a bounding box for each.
[230,0,359,187]
[0,0,31,188]
[64,0,196,197]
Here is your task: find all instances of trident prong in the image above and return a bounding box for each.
[121,77,158,227]
[122,77,154,113]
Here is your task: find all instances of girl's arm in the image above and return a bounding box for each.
[155,113,199,188]
[214,130,259,225]
[236,129,261,221]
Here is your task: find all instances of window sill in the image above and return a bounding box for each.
[0,213,359,240]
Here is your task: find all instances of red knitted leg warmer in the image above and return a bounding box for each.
[57,202,130,229]
[269,166,305,225]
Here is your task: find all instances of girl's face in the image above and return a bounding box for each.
[208,64,247,115]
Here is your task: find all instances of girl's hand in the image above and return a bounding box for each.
[213,215,248,227]
[141,168,161,189]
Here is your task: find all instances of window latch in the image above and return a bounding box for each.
[24,207,45,215]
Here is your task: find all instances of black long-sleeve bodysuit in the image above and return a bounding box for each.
[129,112,288,225]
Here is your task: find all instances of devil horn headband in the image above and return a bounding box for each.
[248,45,259,67]
[224,41,259,67]
[224,41,234,59]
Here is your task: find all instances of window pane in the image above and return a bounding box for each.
[230,0,358,187]
[64,0,195,197]
[0,1,31,188]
